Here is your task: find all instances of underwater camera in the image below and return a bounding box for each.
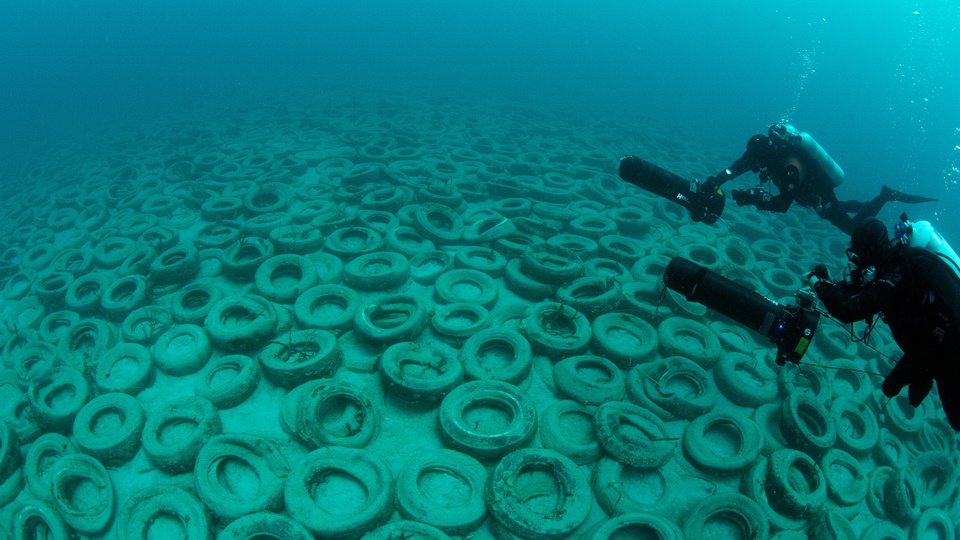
[663,257,820,366]
[618,155,725,225]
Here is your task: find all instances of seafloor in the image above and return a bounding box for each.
[0,101,957,539]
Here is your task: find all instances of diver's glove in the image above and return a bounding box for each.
[882,355,934,407]
[731,188,769,207]
[805,264,830,293]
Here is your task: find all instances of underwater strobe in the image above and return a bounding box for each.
[618,155,725,224]
[663,257,820,366]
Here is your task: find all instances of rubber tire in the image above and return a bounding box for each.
[778,390,838,458]
[194,434,289,522]
[24,433,78,503]
[656,316,721,369]
[296,379,381,449]
[538,400,603,465]
[259,329,342,388]
[433,268,499,308]
[765,448,827,518]
[830,395,880,456]
[395,448,488,535]
[590,312,658,368]
[820,448,868,508]
[170,281,223,325]
[713,351,779,408]
[293,284,361,336]
[117,485,211,539]
[580,512,683,540]
[486,448,592,539]
[630,356,718,421]
[151,323,212,376]
[50,453,114,535]
[254,254,320,302]
[27,365,91,433]
[284,446,394,539]
[379,341,463,404]
[459,328,533,386]
[594,401,673,469]
[556,276,623,319]
[72,392,145,466]
[217,512,314,540]
[682,412,764,475]
[552,354,626,406]
[521,302,592,359]
[205,294,280,352]
[120,304,172,344]
[94,342,155,395]
[4,497,72,540]
[342,251,411,291]
[679,493,769,540]
[141,396,222,474]
[194,354,261,409]
[438,380,537,460]
[100,274,151,321]
[353,293,431,344]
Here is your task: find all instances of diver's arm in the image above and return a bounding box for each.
[705,134,768,189]
[753,192,793,213]
[814,275,897,324]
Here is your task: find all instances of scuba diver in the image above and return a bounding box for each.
[805,216,960,429]
[701,123,938,235]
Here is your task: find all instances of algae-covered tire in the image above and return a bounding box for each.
[342,251,411,291]
[486,448,591,539]
[72,392,145,466]
[539,400,603,465]
[353,293,431,344]
[438,380,537,460]
[830,395,879,456]
[820,448,868,508]
[682,412,763,475]
[149,243,200,285]
[259,329,342,388]
[882,467,922,525]
[860,520,908,540]
[634,356,718,421]
[194,354,261,409]
[379,341,463,404]
[170,281,223,325]
[680,492,769,540]
[4,497,72,540]
[413,203,464,244]
[205,294,279,352]
[907,450,957,509]
[24,433,78,503]
[296,380,381,449]
[117,485,211,540]
[580,512,683,540]
[431,302,491,343]
[194,434,289,522]
[552,354,625,406]
[521,302,592,359]
[555,276,622,319]
[590,312,657,368]
[284,447,394,539]
[254,254,320,302]
[217,512,314,540]
[395,449,488,535]
[409,250,454,285]
[778,390,837,458]
[50,453,114,535]
[27,365,90,433]
[100,274,151,321]
[141,396,221,474]
[459,327,532,385]
[594,401,673,469]
[657,316,721,369]
[433,268,499,308]
[866,466,894,520]
[94,342,155,395]
[809,510,857,540]
[293,284,361,335]
[713,351,779,408]
[151,323,212,376]
[766,448,827,518]
[519,243,584,284]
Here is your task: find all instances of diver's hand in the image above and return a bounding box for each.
[731,188,768,206]
[805,264,830,293]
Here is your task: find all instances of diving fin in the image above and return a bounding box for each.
[881,185,939,204]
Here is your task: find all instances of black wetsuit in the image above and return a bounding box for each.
[711,128,887,235]
[812,245,960,429]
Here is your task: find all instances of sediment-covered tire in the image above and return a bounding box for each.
[874,428,910,469]
[486,448,591,539]
[765,448,827,518]
[591,456,674,517]
[296,379,381,449]
[809,510,857,540]
[907,450,957,510]
[883,467,922,525]
[409,250,455,285]
[555,276,622,319]
[438,380,537,460]
[100,274,151,321]
[713,351,779,407]
[12,340,61,390]
[194,354,260,409]
[364,520,451,540]
[820,448,868,508]
[431,302,491,343]
[590,312,657,368]
[72,392,145,466]
[553,355,625,406]
[433,268,499,308]
[860,520,906,540]
[323,226,384,260]
[58,317,115,371]
[63,272,110,315]
[539,400,603,465]
[170,280,223,325]
[194,434,289,522]
[284,446,394,539]
[279,380,329,444]
[259,329,342,388]
[866,466,895,520]
[680,493,769,540]
[27,365,90,433]
[293,284,360,335]
[454,245,508,277]
[379,341,463,404]
[739,456,807,532]
[141,396,222,474]
[682,412,763,475]
[205,294,279,352]
[254,254,320,302]
[149,243,200,285]
[778,390,837,458]
[120,304,172,344]
[657,316,721,369]
[519,243,584,284]
[909,508,956,540]
[353,293,431,344]
[50,453,114,535]
[217,512,314,540]
[151,323,212,376]
[117,485,211,539]
[384,225,436,257]
[521,302,592,359]
[395,448,488,535]
[342,251,411,291]
[830,396,879,455]
[503,257,556,300]
[95,342,154,395]
[413,203,464,244]
[222,237,276,281]
[24,433,77,502]
[3,497,72,540]
[629,356,717,421]
[580,512,683,540]
[594,401,673,469]
[459,328,533,385]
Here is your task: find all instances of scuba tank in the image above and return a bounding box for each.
[773,124,845,188]
[894,213,960,278]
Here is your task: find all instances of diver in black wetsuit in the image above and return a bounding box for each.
[703,124,937,235]
[806,218,960,430]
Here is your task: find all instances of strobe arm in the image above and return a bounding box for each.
[618,155,725,225]
[662,256,819,365]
